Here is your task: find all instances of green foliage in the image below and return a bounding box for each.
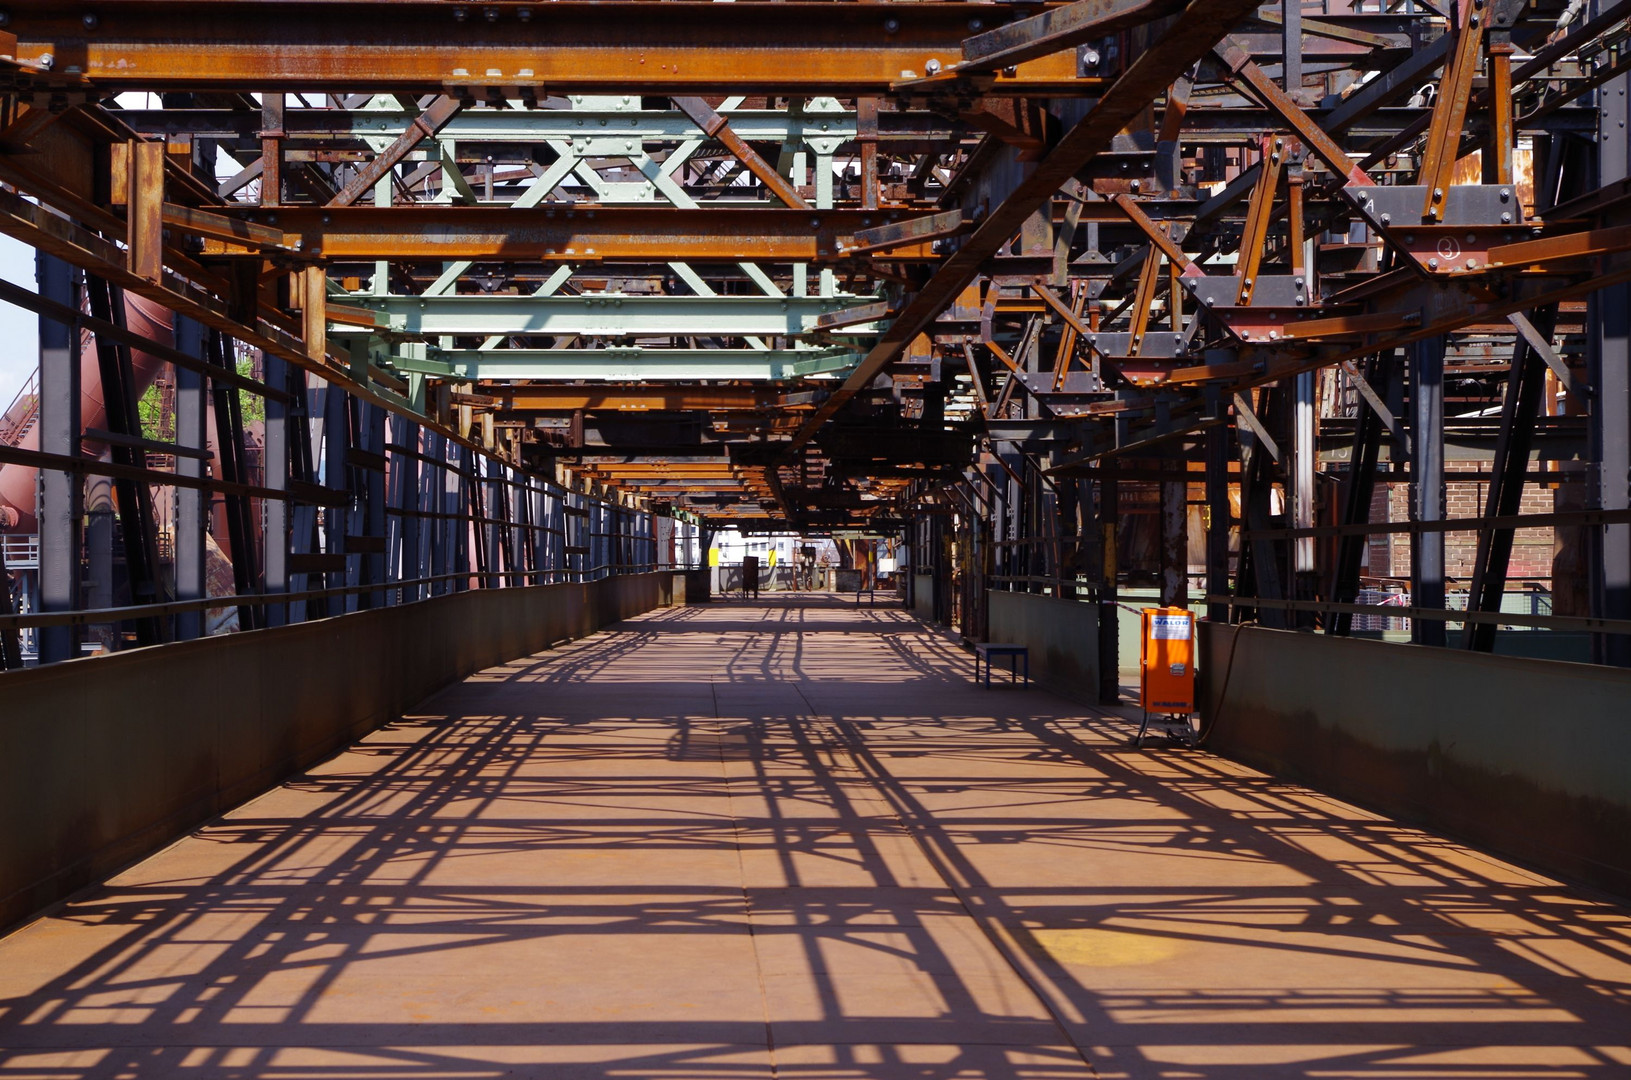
[237,355,265,427]
[138,380,172,441]
[131,352,265,447]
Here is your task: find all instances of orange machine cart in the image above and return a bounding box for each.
[1136,607,1196,747]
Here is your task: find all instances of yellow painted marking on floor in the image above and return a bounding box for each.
[1026,928,1184,967]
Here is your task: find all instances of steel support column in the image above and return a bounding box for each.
[322,385,350,612]
[1282,0,1302,94]
[209,329,262,630]
[1466,310,1556,651]
[1096,475,1119,704]
[1410,332,1447,647]
[36,253,79,664]
[84,471,113,651]
[1592,63,1631,665]
[1160,472,1187,608]
[86,277,164,646]
[263,350,289,626]
[1329,351,1393,636]
[360,401,388,608]
[173,316,207,640]
[1237,388,1286,629]
[1205,392,1232,624]
[0,537,19,669]
[1292,369,1317,602]
[389,413,422,603]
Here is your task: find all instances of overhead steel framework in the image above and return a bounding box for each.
[0,0,1629,670]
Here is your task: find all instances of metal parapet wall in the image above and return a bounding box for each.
[1198,623,1631,898]
[984,590,1101,703]
[0,573,672,933]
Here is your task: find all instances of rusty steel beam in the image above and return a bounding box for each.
[213,206,939,262]
[670,97,809,210]
[788,0,1264,449]
[582,465,745,474]
[959,0,1185,73]
[5,3,1076,94]
[328,96,462,208]
[505,388,785,412]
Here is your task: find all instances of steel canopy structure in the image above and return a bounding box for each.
[0,0,1627,671]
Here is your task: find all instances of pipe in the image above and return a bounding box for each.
[0,294,175,534]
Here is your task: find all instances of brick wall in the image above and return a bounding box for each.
[1368,464,1555,585]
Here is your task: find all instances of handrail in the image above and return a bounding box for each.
[0,563,666,631]
[1211,594,1631,637]
[0,366,39,447]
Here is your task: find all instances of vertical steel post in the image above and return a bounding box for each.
[261,96,283,207]
[484,458,502,585]
[0,537,20,669]
[1097,475,1120,704]
[85,279,164,645]
[857,98,880,210]
[1592,65,1631,664]
[1283,0,1302,95]
[36,253,79,664]
[84,471,113,650]
[1410,332,1447,646]
[323,385,351,611]
[363,402,387,608]
[1236,388,1285,629]
[208,330,262,630]
[391,414,422,603]
[1329,352,1392,636]
[1292,369,1317,601]
[531,479,547,584]
[1466,311,1554,651]
[287,368,321,623]
[1159,473,1187,608]
[174,317,207,639]
[454,443,472,589]
[426,432,449,593]
[1205,392,1232,623]
[263,350,289,626]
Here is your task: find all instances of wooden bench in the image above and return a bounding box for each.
[973,642,1029,688]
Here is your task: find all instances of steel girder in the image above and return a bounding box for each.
[120,107,890,147]
[343,294,884,338]
[6,0,1631,595]
[405,348,861,382]
[208,207,943,262]
[789,0,1270,447]
[0,2,1079,94]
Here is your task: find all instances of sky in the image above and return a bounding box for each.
[0,233,39,410]
[0,94,259,412]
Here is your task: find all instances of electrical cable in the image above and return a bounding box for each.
[1195,619,1250,747]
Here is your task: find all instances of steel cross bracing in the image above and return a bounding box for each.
[0,0,1629,663]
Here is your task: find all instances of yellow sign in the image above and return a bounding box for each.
[767,549,778,567]
[707,548,720,567]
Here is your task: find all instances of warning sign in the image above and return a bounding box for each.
[1150,614,1192,640]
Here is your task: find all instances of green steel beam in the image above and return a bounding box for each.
[342,293,884,337]
[124,107,865,145]
[348,108,861,149]
[397,347,860,381]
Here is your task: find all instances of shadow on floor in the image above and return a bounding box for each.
[0,600,1627,1079]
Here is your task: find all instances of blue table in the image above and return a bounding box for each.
[974,642,1029,688]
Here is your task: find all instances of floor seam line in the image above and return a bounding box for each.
[713,676,781,1080]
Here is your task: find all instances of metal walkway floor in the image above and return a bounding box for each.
[2,597,1629,1079]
